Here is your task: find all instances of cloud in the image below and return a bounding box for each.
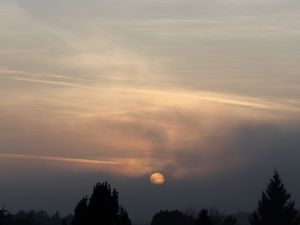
[0,153,119,165]
[1,78,300,178]
[1,0,300,103]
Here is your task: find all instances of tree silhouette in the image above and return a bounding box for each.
[88,182,120,225]
[151,210,195,225]
[249,171,300,225]
[152,209,236,225]
[117,207,131,225]
[196,208,233,225]
[0,210,70,225]
[196,209,212,225]
[0,208,8,225]
[61,219,68,225]
[15,212,39,225]
[221,216,237,225]
[72,197,88,225]
[72,182,131,225]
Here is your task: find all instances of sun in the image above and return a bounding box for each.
[150,172,165,185]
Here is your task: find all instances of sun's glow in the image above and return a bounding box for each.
[150,173,165,185]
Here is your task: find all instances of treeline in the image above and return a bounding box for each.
[151,208,238,225]
[1,171,300,225]
[150,171,300,225]
[0,210,72,225]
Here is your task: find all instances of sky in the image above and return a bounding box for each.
[1,0,300,223]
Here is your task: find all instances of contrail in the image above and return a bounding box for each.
[0,153,120,165]
[11,77,98,90]
[0,68,90,82]
[2,68,300,112]
[0,68,97,90]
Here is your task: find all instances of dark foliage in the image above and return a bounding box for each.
[14,212,39,225]
[222,216,237,225]
[196,209,213,225]
[0,208,9,225]
[151,209,237,225]
[196,208,237,225]
[151,210,195,225]
[249,171,300,225]
[72,181,131,225]
[72,197,88,225]
[117,207,131,225]
[0,210,72,225]
[234,212,251,225]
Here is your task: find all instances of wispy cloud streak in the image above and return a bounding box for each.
[0,153,119,165]
[10,77,97,90]
[0,68,89,82]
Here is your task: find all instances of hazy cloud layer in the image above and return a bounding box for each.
[1,69,300,178]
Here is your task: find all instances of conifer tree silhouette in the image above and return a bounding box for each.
[88,182,119,225]
[117,207,131,225]
[72,182,131,225]
[249,171,300,225]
